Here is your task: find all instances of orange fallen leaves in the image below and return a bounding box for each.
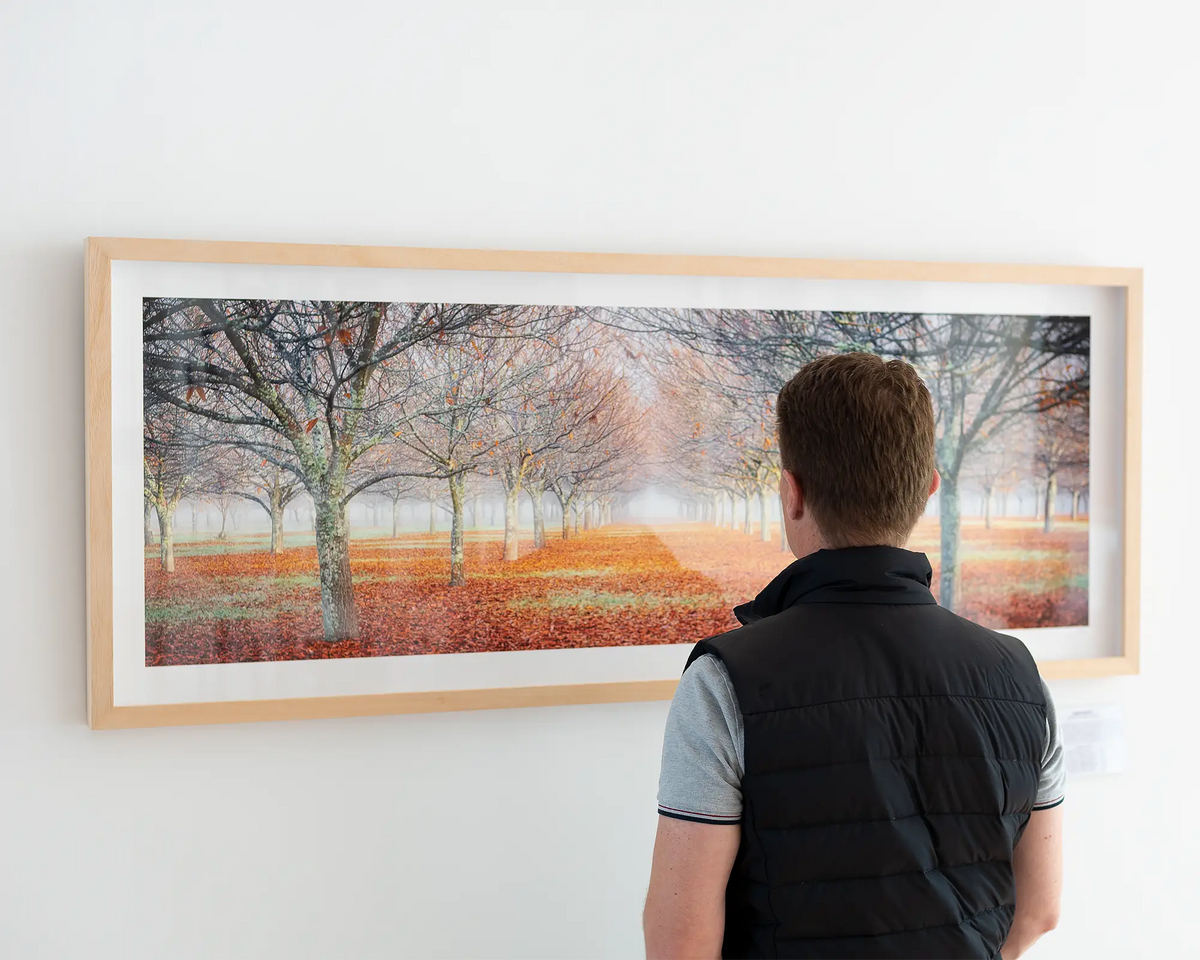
[144,518,1087,667]
[145,527,737,666]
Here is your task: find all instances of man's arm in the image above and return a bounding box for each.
[1001,805,1064,959]
[644,815,740,960]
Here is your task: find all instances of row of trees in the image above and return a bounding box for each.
[610,309,1089,608]
[144,299,1089,637]
[143,299,644,640]
[145,479,627,553]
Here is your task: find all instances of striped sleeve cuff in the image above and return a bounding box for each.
[1033,795,1065,811]
[658,804,741,825]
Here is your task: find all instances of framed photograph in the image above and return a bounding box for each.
[85,239,1142,728]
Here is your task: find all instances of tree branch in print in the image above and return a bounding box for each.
[144,298,1089,649]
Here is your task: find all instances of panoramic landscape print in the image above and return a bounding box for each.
[142,299,1090,666]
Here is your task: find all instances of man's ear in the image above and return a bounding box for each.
[929,470,941,498]
[780,469,804,520]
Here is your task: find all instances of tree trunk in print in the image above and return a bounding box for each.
[743,494,753,535]
[938,473,962,611]
[472,496,482,529]
[157,504,175,573]
[529,481,546,549]
[583,500,593,531]
[218,505,229,539]
[503,484,520,561]
[144,499,155,546]
[449,473,466,586]
[759,487,771,542]
[1043,473,1058,534]
[271,507,284,555]
[561,498,572,540]
[714,495,723,527]
[573,502,581,536]
[727,492,735,529]
[191,501,198,535]
[314,497,358,641]
[269,485,284,556]
[984,485,994,530]
[1071,489,1080,520]
[428,499,437,534]
[392,497,401,538]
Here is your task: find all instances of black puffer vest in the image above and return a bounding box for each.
[687,547,1046,959]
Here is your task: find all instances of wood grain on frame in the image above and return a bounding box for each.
[1121,272,1143,676]
[84,237,1144,728]
[90,680,679,730]
[85,240,115,727]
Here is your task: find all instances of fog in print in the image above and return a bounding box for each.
[142,300,1089,666]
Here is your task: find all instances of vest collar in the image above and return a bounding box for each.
[733,546,936,624]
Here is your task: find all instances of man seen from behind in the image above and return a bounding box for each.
[643,353,1065,960]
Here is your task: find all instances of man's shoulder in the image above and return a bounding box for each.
[694,602,1045,705]
[688,608,805,670]
[934,606,1044,684]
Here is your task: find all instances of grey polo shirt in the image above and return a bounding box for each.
[658,653,1067,825]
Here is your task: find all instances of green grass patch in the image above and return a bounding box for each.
[146,536,304,558]
[264,573,322,589]
[145,597,309,624]
[961,546,1075,561]
[507,589,725,612]
[1005,573,1089,593]
[526,568,618,579]
[365,540,450,550]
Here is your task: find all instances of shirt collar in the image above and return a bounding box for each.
[733,546,937,624]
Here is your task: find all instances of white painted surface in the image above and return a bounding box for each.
[1062,704,1127,777]
[0,1,1195,956]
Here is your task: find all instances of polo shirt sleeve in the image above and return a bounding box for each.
[1034,677,1066,810]
[657,653,745,825]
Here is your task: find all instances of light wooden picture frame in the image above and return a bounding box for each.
[85,238,1142,729]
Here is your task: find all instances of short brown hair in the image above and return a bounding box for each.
[776,352,936,547]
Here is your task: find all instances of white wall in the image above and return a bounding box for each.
[1,1,1196,956]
